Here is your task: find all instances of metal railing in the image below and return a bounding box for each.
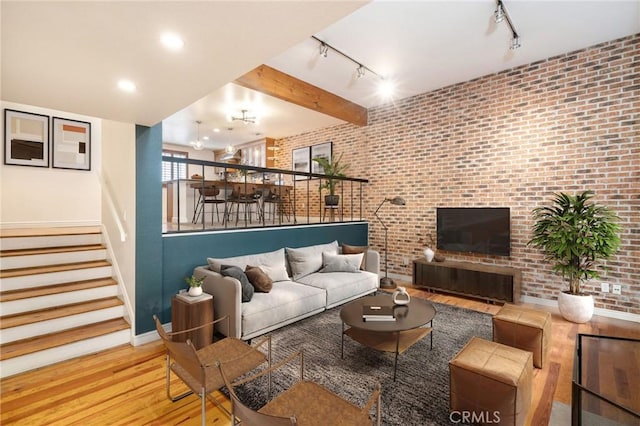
[162,157,368,234]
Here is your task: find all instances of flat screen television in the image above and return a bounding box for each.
[437,207,510,256]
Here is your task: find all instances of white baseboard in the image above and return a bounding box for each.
[521,295,640,323]
[133,322,170,346]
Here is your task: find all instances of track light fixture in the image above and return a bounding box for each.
[494,2,505,23]
[312,35,394,98]
[493,0,521,50]
[313,36,381,79]
[319,42,329,58]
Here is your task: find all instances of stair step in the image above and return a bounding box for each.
[0,244,105,257]
[0,226,102,238]
[0,260,111,279]
[0,233,103,251]
[0,278,117,302]
[0,317,129,361]
[0,297,124,330]
[0,328,130,378]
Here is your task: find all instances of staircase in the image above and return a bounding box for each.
[0,226,130,378]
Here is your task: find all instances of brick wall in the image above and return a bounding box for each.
[276,34,639,316]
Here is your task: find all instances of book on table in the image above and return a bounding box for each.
[362,304,395,321]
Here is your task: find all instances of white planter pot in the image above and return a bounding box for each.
[557,291,594,323]
[188,286,203,297]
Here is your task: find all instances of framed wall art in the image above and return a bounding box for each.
[292,146,310,180]
[311,141,332,174]
[4,109,50,167]
[52,117,91,170]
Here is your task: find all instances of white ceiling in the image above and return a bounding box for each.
[3,1,639,151]
[0,1,365,126]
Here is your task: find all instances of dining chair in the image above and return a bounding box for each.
[192,186,227,225]
[153,315,272,425]
[218,350,381,426]
[228,184,261,225]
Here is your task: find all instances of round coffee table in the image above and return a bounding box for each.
[340,294,436,380]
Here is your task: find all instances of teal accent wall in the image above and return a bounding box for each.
[133,122,370,334]
[135,123,163,335]
[159,223,369,324]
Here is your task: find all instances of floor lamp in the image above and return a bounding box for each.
[374,196,406,289]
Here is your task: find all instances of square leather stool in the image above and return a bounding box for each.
[493,304,551,368]
[449,337,533,426]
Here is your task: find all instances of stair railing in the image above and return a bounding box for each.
[99,172,128,242]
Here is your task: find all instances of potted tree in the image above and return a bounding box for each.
[313,153,349,207]
[527,191,621,323]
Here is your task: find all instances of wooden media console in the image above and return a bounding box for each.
[412,259,521,303]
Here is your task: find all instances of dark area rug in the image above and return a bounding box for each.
[232,299,493,425]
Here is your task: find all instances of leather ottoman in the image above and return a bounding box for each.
[449,337,532,426]
[493,303,551,368]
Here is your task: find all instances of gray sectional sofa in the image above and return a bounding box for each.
[193,241,380,340]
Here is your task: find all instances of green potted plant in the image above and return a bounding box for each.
[313,153,349,206]
[527,191,621,323]
[184,275,205,297]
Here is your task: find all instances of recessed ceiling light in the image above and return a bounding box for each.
[213,128,220,133]
[117,79,136,93]
[202,136,209,140]
[161,32,184,51]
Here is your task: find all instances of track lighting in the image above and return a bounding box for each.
[510,35,521,50]
[311,35,394,99]
[319,42,328,58]
[492,0,521,50]
[494,1,505,23]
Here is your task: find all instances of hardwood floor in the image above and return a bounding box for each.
[1,288,638,425]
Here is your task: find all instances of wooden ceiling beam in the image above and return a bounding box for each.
[235,64,368,127]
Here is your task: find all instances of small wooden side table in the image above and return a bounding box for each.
[171,292,214,349]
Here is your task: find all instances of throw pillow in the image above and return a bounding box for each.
[220,265,254,302]
[207,248,289,282]
[319,251,364,273]
[341,243,368,270]
[245,265,273,293]
[286,241,339,280]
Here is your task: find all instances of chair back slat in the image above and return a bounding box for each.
[154,316,203,382]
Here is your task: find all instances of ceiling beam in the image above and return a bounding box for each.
[235,64,368,127]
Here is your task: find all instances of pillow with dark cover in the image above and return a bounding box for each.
[220,265,254,302]
[341,243,368,270]
[245,265,273,293]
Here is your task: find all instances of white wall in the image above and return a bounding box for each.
[101,119,136,329]
[0,101,102,227]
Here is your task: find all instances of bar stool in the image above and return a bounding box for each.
[192,186,226,225]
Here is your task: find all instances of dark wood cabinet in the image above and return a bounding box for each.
[412,259,521,303]
[171,293,214,349]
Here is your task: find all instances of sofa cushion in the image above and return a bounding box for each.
[319,252,364,273]
[220,265,254,302]
[245,265,273,293]
[241,281,326,338]
[341,243,368,270]
[296,270,378,308]
[286,241,339,280]
[208,248,289,282]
